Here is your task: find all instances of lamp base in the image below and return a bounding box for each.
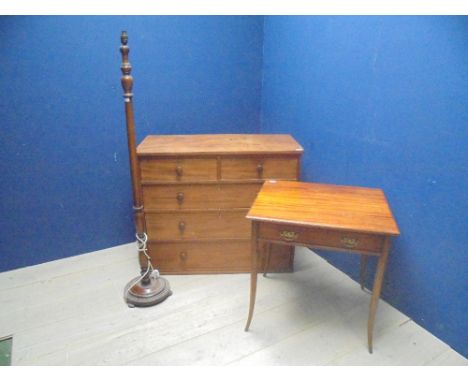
[124,274,172,308]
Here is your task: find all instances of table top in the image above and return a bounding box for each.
[137,134,304,156]
[247,181,400,236]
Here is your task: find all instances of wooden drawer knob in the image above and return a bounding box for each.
[175,165,183,178]
[179,251,187,261]
[176,192,185,205]
[178,221,186,233]
[256,163,264,177]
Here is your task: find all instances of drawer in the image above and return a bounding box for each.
[146,210,250,241]
[221,156,298,180]
[142,183,262,210]
[147,241,252,273]
[140,157,217,182]
[146,241,294,274]
[258,223,385,254]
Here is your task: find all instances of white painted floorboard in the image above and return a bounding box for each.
[0,244,465,366]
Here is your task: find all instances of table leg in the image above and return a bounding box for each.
[360,255,369,290]
[263,242,272,277]
[245,222,259,331]
[367,237,391,353]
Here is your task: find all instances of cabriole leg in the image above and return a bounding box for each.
[367,237,391,353]
[245,222,259,331]
[360,255,369,290]
[263,242,272,277]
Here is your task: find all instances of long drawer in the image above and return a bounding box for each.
[142,183,262,210]
[146,210,251,241]
[147,241,295,274]
[147,241,251,273]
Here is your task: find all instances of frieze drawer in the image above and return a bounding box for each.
[259,223,385,255]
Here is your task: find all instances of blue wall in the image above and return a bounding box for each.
[261,16,468,357]
[0,16,264,271]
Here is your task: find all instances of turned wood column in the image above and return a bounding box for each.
[120,31,146,269]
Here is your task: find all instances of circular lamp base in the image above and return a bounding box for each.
[124,274,172,308]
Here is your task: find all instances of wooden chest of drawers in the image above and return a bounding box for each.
[136,134,303,274]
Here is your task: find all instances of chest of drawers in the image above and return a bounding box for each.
[136,134,303,274]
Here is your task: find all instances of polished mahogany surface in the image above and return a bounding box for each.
[247,180,400,236]
[245,180,400,353]
[137,134,304,156]
[138,135,303,274]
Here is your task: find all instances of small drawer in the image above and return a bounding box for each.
[258,223,384,254]
[142,183,262,210]
[221,156,298,180]
[146,210,250,241]
[147,241,252,274]
[140,157,217,182]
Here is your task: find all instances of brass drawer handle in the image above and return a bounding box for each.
[257,163,264,177]
[176,192,185,205]
[341,237,359,248]
[179,251,187,261]
[175,165,183,178]
[279,230,299,242]
[178,221,186,233]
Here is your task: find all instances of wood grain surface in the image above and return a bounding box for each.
[142,183,262,210]
[138,135,302,274]
[247,180,400,236]
[137,134,304,156]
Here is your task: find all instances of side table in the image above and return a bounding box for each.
[244,180,400,353]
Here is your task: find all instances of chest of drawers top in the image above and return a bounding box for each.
[137,134,304,157]
[137,134,303,184]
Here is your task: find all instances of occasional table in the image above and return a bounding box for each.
[244,180,400,353]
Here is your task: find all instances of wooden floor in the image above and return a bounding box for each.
[0,244,466,366]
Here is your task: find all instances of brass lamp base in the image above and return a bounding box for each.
[124,273,172,308]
